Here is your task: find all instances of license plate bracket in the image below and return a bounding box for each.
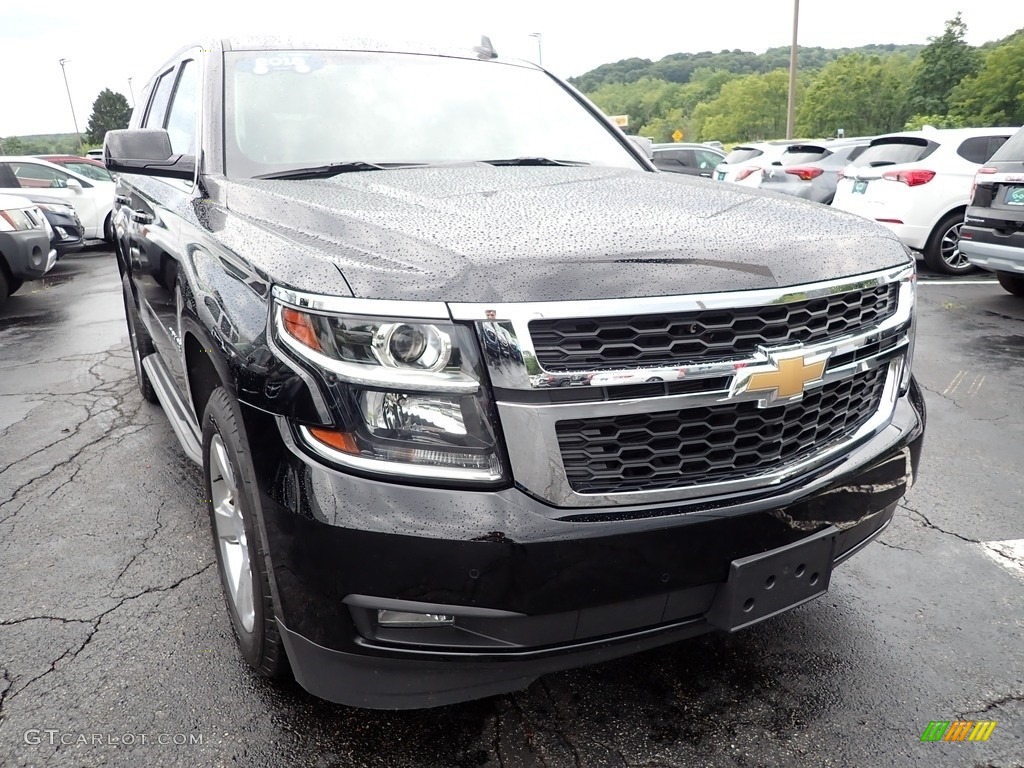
[717,171,726,181]
[706,526,837,632]
[853,180,868,195]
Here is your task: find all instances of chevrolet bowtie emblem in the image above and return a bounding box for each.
[733,349,830,406]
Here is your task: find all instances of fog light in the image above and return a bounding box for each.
[377,610,454,627]
[55,226,69,239]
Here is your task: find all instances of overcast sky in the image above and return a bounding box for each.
[0,0,1019,137]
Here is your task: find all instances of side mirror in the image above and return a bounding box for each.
[104,129,196,181]
[65,178,83,192]
[627,135,655,160]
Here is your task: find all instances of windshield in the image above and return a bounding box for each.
[223,51,642,178]
[64,162,113,182]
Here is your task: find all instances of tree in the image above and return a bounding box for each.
[85,89,131,145]
[797,53,916,137]
[949,35,1024,126]
[693,70,795,142]
[909,13,980,116]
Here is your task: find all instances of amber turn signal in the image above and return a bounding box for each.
[307,427,359,454]
[281,307,322,351]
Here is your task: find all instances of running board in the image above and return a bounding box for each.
[141,353,203,466]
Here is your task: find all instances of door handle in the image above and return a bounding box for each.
[131,211,153,225]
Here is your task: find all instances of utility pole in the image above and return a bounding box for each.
[58,58,83,150]
[785,0,799,139]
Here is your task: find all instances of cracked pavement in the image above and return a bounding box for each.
[0,252,1021,767]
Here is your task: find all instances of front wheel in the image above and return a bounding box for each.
[103,213,115,243]
[997,272,1024,297]
[203,387,288,679]
[923,212,975,275]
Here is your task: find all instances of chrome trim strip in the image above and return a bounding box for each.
[498,359,902,508]
[449,263,912,321]
[272,306,479,394]
[272,285,451,320]
[296,425,503,483]
[461,265,914,391]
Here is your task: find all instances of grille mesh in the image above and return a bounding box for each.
[556,365,889,494]
[530,284,899,372]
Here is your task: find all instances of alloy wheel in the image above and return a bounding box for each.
[209,434,255,633]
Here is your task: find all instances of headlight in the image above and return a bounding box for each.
[0,207,40,232]
[35,202,74,216]
[272,295,506,484]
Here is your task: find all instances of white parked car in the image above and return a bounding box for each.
[0,156,115,242]
[713,141,801,186]
[831,128,1014,274]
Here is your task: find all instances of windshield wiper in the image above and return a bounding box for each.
[254,161,422,180]
[480,157,590,167]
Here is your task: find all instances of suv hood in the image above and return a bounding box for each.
[220,166,909,303]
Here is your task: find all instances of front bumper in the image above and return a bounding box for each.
[0,228,55,281]
[241,377,925,709]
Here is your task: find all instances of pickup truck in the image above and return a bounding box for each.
[107,37,926,709]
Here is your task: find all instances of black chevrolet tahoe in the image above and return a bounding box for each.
[107,38,926,709]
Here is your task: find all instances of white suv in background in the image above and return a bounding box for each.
[713,141,799,186]
[832,127,1014,274]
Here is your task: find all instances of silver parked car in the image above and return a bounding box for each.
[757,138,873,205]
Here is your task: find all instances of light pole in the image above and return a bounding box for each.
[785,0,799,139]
[127,77,135,108]
[58,58,83,150]
[528,32,542,67]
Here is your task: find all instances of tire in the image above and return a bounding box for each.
[997,272,1024,297]
[103,213,115,243]
[121,276,159,404]
[202,387,288,679]
[0,265,8,306]
[7,277,23,296]
[923,211,975,275]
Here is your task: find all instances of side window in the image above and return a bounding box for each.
[0,163,19,187]
[957,136,996,165]
[165,60,199,155]
[9,162,75,189]
[695,149,723,169]
[144,68,177,129]
[986,136,1008,161]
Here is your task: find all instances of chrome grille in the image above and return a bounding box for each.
[530,284,899,372]
[556,365,888,494]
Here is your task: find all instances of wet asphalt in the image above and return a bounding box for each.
[0,248,1021,768]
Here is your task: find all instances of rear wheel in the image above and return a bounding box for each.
[923,211,975,275]
[121,276,159,404]
[997,272,1024,297]
[203,387,288,679]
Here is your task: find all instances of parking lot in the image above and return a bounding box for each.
[0,246,1022,768]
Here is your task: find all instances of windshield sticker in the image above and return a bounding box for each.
[237,55,324,75]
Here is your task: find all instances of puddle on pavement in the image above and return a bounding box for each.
[972,334,1024,362]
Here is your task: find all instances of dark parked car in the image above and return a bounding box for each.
[961,125,1024,295]
[24,196,85,258]
[0,193,55,304]
[652,143,726,177]
[108,37,925,710]
[757,138,872,204]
